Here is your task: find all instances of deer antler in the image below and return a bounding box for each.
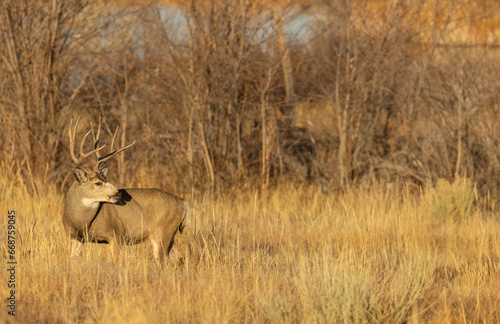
[69,117,106,175]
[90,117,136,172]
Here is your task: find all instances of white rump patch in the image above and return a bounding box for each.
[81,198,100,208]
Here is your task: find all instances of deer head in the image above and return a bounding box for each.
[68,117,135,207]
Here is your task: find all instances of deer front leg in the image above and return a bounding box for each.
[70,238,83,257]
[109,240,121,265]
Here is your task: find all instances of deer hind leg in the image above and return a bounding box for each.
[169,227,186,263]
[163,227,183,263]
[149,237,164,267]
[150,227,179,267]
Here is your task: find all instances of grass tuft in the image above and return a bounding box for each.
[421,176,477,222]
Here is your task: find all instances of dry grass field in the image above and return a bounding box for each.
[2,162,500,323]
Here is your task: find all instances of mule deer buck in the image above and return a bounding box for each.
[63,117,188,266]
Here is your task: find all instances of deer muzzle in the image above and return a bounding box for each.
[109,191,121,203]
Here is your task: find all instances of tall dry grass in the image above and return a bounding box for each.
[2,162,500,323]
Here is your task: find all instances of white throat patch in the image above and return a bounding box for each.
[81,198,100,208]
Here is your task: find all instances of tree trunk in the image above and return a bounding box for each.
[274,10,294,108]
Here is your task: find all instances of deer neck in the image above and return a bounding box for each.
[63,183,102,230]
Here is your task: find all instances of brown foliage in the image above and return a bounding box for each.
[1,0,500,195]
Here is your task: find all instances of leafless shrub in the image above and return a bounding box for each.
[304,0,500,193]
[1,0,500,196]
[0,1,100,176]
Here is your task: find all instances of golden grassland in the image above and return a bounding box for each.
[1,163,500,323]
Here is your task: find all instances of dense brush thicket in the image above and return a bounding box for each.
[1,0,499,195]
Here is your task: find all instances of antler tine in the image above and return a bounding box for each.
[69,117,80,165]
[97,139,136,166]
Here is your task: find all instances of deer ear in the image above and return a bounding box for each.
[73,166,88,183]
[99,166,109,179]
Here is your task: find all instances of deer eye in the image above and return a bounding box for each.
[95,182,103,186]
